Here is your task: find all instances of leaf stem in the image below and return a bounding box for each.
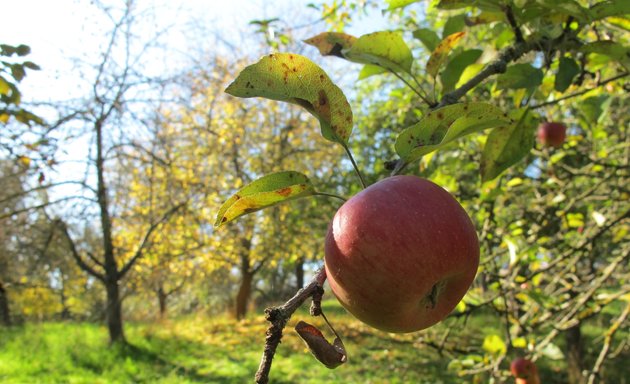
[343,144,367,189]
[390,70,433,106]
[314,192,347,202]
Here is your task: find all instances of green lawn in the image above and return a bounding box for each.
[0,300,628,383]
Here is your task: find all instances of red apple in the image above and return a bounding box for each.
[324,175,479,333]
[537,121,566,148]
[511,357,540,384]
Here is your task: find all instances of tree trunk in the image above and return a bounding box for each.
[235,272,253,320]
[295,257,304,290]
[105,279,125,344]
[157,286,167,319]
[566,323,584,384]
[0,281,11,326]
[59,279,71,320]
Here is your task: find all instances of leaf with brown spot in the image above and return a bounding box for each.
[343,31,414,74]
[480,108,536,182]
[426,31,466,78]
[225,53,353,145]
[396,102,512,164]
[304,32,357,58]
[295,321,347,369]
[214,171,315,228]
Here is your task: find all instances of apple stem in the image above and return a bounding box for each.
[321,310,342,341]
[342,144,367,189]
[254,267,328,384]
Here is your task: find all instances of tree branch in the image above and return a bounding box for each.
[117,201,187,279]
[255,267,327,384]
[0,196,97,220]
[55,220,106,282]
[531,71,629,109]
[436,32,581,109]
[503,5,524,43]
[586,301,630,384]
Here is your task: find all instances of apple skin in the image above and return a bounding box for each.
[537,121,567,148]
[324,175,479,333]
[510,357,540,384]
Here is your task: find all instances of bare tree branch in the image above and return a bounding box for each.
[117,200,187,279]
[255,267,327,384]
[55,219,106,282]
[587,301,630,384]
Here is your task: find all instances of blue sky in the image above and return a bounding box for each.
[1,0,393,204]
[1,0,391,104]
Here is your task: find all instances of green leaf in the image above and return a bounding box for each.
[15,45,31,56]
[480,109,536,182]
[541,342,565,360]
[385,0,421,11]
[440,49,482,93]
[396,102,513,164]
[466,11,505,25]
[413,28,441,52]
[23,61,41,70]
[589,1,630,21]
[496,63,543,90]
[0,76,10,96]
[358,64,387,80]
[535,0,590,21]
[437,0,502,11]
[11,65,26,82]
[304,32,357,57]
[456,63,484,88]
[442,14,467,38]
[343,31,414,74]
[225,53,353,145]
[580,41,630,71]
[482,334,506,355]
[554,57,580,92]
[436,0,471,9]
[426,32,466,78]
[214,171,316,228]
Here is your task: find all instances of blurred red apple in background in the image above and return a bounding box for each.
[537,121,567,148]
[511,357,540,384]
[324,175,479,333]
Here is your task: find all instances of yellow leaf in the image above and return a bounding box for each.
[426,31,465,78]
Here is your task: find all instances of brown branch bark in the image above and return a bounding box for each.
[531,72,629,109]
[255,267,327,384]
[56,220,106,282]
[435,33,578,109]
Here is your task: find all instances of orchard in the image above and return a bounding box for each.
[214,1,630,383]
[1,0,628,383]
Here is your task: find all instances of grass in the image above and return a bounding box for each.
[0,299,628,383]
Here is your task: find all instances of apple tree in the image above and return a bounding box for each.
[212,0,629,383]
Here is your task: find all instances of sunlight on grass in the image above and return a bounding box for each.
[1,302,627,383]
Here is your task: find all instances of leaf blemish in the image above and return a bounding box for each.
[319,91,327,106]
[276,187,292,197]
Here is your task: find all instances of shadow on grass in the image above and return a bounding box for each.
[67,334,249,383]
